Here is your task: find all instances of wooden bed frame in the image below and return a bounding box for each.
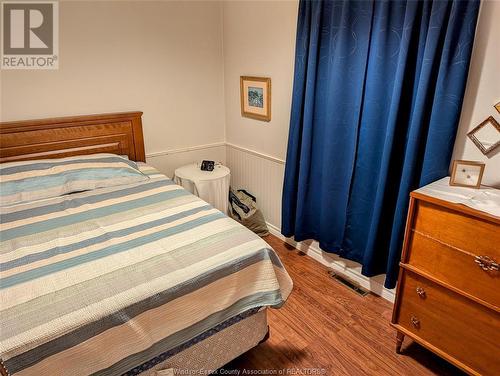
[0,112,146,163]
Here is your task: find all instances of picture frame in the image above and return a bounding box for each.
[450,160,485,189]
[467,116,500,155]
[495,101,500,114]
[240,76,271,122]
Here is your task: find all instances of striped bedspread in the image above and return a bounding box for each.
[0,164,292,376]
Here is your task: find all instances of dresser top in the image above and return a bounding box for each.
[412,177,500,219]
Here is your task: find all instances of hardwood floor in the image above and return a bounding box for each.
[223,235,464,376]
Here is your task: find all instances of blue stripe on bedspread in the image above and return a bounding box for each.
[0,179,173,224]
[0,156,140,176]
[1,205,213,271]
[1,189,190,242]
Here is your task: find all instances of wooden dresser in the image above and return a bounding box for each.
[391,180,500,376]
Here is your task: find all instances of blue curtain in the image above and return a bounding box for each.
[282,0,480,288]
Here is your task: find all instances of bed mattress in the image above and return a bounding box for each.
[0,163,292,376]
[132,307,268,376]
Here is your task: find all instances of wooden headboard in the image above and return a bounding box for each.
[0,112,146,163]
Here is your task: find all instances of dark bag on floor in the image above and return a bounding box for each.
[228,188,269,237]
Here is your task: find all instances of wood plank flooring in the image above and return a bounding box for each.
[223,235,464,376]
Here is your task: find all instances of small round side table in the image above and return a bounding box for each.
[173,163,230,214]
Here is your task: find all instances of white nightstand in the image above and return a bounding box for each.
[173,163,230,214]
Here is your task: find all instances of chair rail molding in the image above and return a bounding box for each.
[225,142,285,165]
[146,141,226,158]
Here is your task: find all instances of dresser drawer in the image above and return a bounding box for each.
[394,271,500,376]
[412,200,500,259]
[406,230,499,308]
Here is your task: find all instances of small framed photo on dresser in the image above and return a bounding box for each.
[450,160,485,189]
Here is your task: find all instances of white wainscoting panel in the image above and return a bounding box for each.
[226,144,285,229]
[146,143,226,178]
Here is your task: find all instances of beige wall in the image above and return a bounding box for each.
[451,0,500,187]
[222,0,297,230]
[0,0,226,176]
[1,0,497,184]
[223,0,298,160]
[221,0,297,236]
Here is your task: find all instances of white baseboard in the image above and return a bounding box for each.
[266,222,396,303]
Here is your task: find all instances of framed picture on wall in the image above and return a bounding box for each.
[240,76,271,122]
[467,116,500,155]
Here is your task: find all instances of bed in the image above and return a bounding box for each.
[0,112,292,376]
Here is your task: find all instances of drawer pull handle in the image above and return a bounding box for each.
[474,255,499,272]
[416,287,426,298]
[410,316,420,328]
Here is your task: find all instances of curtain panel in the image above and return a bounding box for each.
[282,0,480,288]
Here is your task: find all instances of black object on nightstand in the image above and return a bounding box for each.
[200,160,215,171]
